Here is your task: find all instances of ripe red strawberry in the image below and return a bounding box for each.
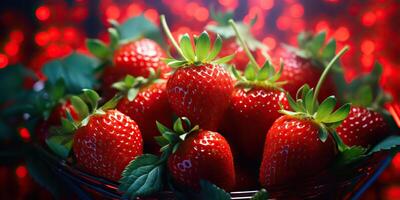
[206,9,267,71]
[46,90,143,182]
[223,20,289,164]
[259,46,351,188]
[114,75,173,154]
[74,109,143,182]
[119,117,236,199]
[168,129,236,191]
[47,100,80,125]
[337,106,389,147]
[337,64,391,147]
[161,18,235,131]
[275,32,345,100]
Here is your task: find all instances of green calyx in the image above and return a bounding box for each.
[86,25,120,61]
[231,60,285,91]
[284,31,341,71]
[112,68,164,101]
[279,46,350,151]
[206,8,267,53]
[160,15,235,68]
[154,117,200,154]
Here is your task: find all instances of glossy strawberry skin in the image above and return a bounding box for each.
[73,110,143,182]
[102,39,170,100]
[337,106,389,147]
[168,130,236,191]
[225,87,289,164]
[167,63,234,131]
[116,82,174,154]
[259,115,337,188]
[277,50,336,100]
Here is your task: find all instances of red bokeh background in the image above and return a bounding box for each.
[0,0,399,199]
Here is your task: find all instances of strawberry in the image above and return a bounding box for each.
[275,32,345,100]
[337,63,391,147]
[47,100,80,125]
[222,20,289,164]
[114,73,174,154]
[206,9,267,71]
[259,47,351,188]
[167,126,236,191]
[161,16,235,130]
[86,28,170,100]
[119,117,236,199]
[46,90,143,182]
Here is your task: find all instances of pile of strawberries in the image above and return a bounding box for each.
[40,13,399,199]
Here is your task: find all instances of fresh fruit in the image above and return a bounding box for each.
[47,100,80,125]
[222,20,289,164]
[337,63,391,147]
[275,32,345,100]
[47,90,143,181]
[86,28,170,100]
[167,126,236,191]
[259,47,351,187]
[114,73,173,154]
[161,15,235,130]
[206,9,267,70]
[119,117,236,199]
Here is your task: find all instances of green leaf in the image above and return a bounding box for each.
[213,54,235,64]
[108,28,120,50]
[206,35,222,61]
[323,103,350,123]
[318,126,329,142]
[100,95,122,111]
[334,146,367,167]
[367,135,400,156]
[307,31,326,55]
[124,75,136,87]
[304,89,315,113]
[86,39,111,59]
[173,118,185,134]
[46,135,73,159]
[196,180,231,200]
[127,88,139,101]
[119,154,164,199]
[195,32,211,62]
[230,66,242,80]
[82,89,100,110]
[117,15,165,47]
[315,96,336,121]
[60,118,76,133]
[168,60,188,68]
[156,121,172,134]
[257,62,270,81]
[286,93,301,112]
[296,84,310,100]
[154,136,169,147]
[352,85,373,107]
[251,188,269,200]
[70,96,89,119]
[321,39,336,61]
[180,34,195,61]
[244,63,257,81]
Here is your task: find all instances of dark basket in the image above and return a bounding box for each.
[37,145,392,200]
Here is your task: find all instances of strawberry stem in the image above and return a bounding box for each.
[160,15,186,60]
[228,19,260,68]
[312,46,349,105]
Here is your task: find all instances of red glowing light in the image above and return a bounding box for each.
[186,3,199,17]
[35,32,49,46]
[48,27,61,41]
[106,5,120,20]
[10,30,24,43]
[362,12,377,26]
[276,16,291,30]
[289,3,304,18]
[127,4,142,17]
[18,127,31,141]
[16,166,28,178]
[361,40,375,55]
[64,27,78,42]
[4,42,19,56]
[36,6,50,21]
[194,7,209,22]
[0,54,8,69]
[315,20,330,32]
[144,9,159,24]
[334,26,350,42]
[218,0,238,9]
[361,55,374,69]
[324,0,339,3]
[263,37,276,50]
[260,0,274,10]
